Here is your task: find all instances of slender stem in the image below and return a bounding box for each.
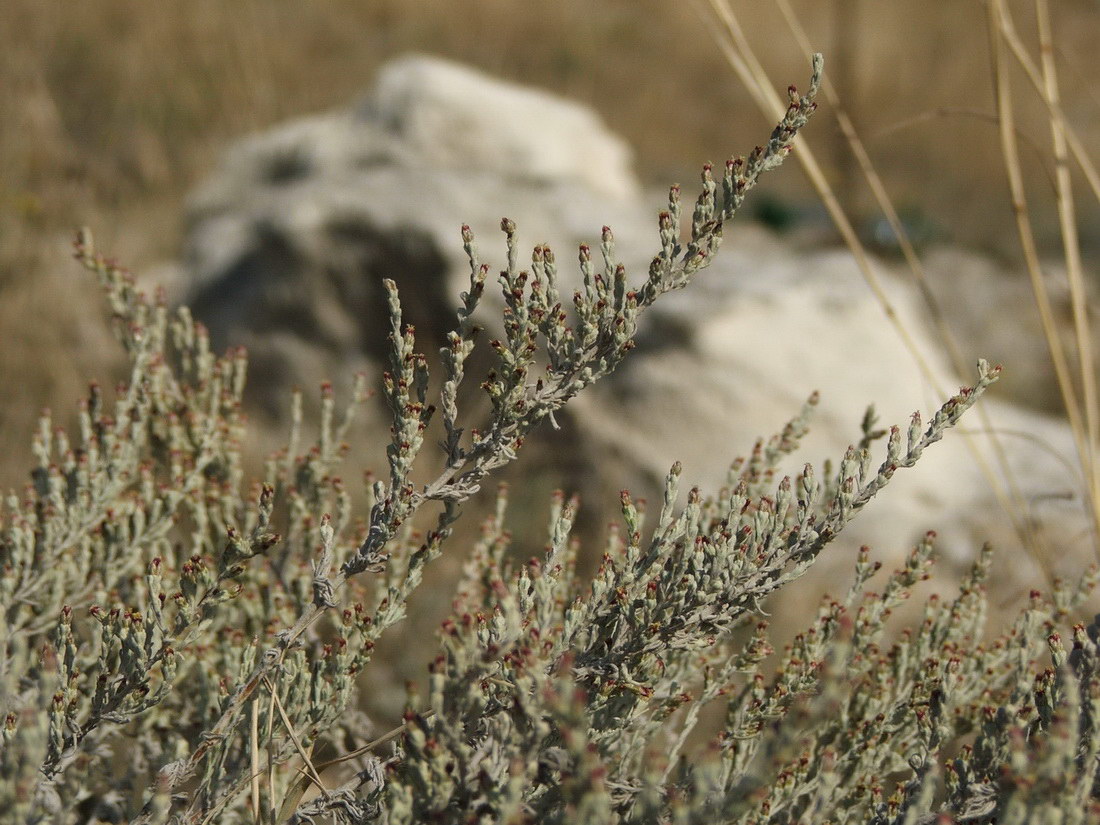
[987,0,1100,559]
[769,0,1050,569]
[702,0,1047,572]
[1034,0,1099,537]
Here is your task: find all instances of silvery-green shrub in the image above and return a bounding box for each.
[3,55,1099,825]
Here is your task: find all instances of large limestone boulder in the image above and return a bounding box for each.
[363,55,639,201]
[180,54,1092,623]
[574,224,1088,608]
[183,55,651,423]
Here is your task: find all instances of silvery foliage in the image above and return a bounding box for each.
[2,53,1098,824]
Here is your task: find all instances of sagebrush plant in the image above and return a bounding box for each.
[2,55,1098,825]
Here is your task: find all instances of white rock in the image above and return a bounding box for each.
[363,55,640,201]
[179,55,1093,622]
[181,55,659,428]
[576,224,1091,607]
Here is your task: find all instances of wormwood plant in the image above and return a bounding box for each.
[2,54,1099,825]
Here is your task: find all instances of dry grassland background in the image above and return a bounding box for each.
[1,0,1099,489]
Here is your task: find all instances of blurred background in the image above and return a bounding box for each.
[1,0,1099,486]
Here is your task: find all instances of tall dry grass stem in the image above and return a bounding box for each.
[987,0,1100,558]
[698,0,1049,570]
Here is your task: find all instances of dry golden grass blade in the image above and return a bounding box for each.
[698,0,1048,568]
[262,676,327,820]
[277,708,438,822]
[250,699,262,825]
[698,0,938,388]
[769,0,1050,570]
[1034,0,1099,511]
[265,674,279,824]
[319,709,438,773]
[276,776,312,825]
[993,2,1100,208]
[986,0,1100,557]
